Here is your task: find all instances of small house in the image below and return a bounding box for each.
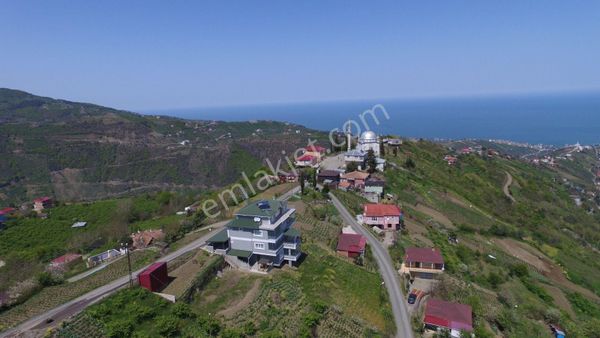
[340,171,370,191]
[336,233,367,258]
[364,177,385,202]
[362,203,402,230]
[424,298,473,337]
[401,247,445,279]
[295,154,318,168]
[0,208,15,226]
[131,229,165,250]
[33,197,53,213]
[86,249,123,268]
[278,173,298,183]
[304,145,327,160]
[317,170,341,184]
[50,253,82,269]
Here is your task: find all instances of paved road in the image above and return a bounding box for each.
[329,193,414,338]
[2,186,301,338]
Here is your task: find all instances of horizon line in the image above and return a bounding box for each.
[137,87,600,113]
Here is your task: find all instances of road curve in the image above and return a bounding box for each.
[2,187,300,338]
[329,193,414,338]
[503,171,516,203]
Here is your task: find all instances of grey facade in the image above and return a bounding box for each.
[208,199,301,267]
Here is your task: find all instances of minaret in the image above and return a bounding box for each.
[346,125,352,152]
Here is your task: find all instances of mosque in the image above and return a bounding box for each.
[344,130,386,171]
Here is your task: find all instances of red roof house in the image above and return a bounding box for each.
[337,233,367,258]
[33,197,53,212]
[402,247,445,278]
[0,207,16,216]
[295,154,317,167]
[424,298,473,334]
[305,145,327,154]
[363,203,403,230]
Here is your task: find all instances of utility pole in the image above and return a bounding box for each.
[122,242,133,287]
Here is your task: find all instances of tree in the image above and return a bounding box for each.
[299,171,306,195]
[380,139,385,156]
[346,162,359,173]
[404,157,416,169]
[393,147,398,157]
[311,169,317,188]
[366,149,377,173]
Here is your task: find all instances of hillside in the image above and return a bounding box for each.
[380,140,600,337]
[0,88,327,204]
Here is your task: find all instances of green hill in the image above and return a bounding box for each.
[0,89,326,204]
[383,140,600,337]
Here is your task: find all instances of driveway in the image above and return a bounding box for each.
[329,192,414,338]
[320,153,345,171]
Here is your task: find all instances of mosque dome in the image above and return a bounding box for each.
[360,131,377,142]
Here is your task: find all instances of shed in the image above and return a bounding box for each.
[138,262,169,292]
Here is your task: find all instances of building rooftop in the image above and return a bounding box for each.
[424,298,473,332]
[341,171,370,180]
[226,217,262,230]
[365,177,385,187]
[405,247,444,264]
[139,262,167,277]
[284,227,301,237]
[318,170,341,178]
[51,253,82,265]
[363,203,401,217]
[237,199,285,218]
[337,233,367,253]
[207,229,229,243]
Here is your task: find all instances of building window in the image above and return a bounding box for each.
[253,230,263,237]
[372,217,378,221]
[254,242,265,249]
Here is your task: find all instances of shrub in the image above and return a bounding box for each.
[105,318,134,338]
[197,315,221,336]
[155,315,179,337]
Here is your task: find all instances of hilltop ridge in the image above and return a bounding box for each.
[0,88,327,204]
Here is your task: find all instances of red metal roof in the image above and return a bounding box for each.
[424,298,472,332]
[51,253,82,265]
[337,233,367,253]
[0,207,16,216]
[296,154,316,162]
[33,197,51,203]
[405,247,444,265]
[363,203,401,217]
[139,262,167,277]
[305,145,327,153]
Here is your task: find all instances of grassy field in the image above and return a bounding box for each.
[0,250,157,331]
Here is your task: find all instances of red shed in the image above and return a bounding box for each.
[138,262,169,292]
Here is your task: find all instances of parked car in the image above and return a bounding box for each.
[407,289,426,304]
[408,293,418,304]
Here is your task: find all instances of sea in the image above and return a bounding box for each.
[147,92,600,147]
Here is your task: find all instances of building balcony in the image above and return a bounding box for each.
[283,242,298,250]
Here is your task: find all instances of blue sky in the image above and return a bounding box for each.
[1,1,599,110]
